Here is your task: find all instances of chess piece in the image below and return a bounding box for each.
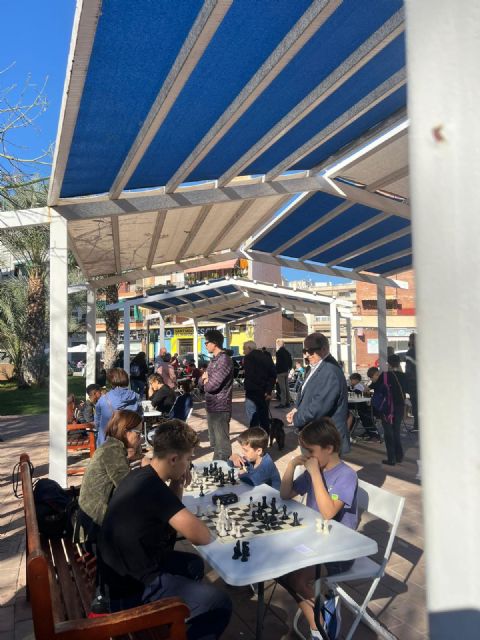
[219,521,227,537]
[235,524,242,538]
[292,512,300,527]
[232,541,242,560]
[199,484,204,498]
[262,496,268,509]
[249,496,253,511]
[315,518,324,534]
[281,504,288,520]
[203,466,209,477]
[214,462,218,471]
[214,497,220,512]
[323,519,330,535]
[265,518,271,531]
[251,511,257,523]
[242,541,250,557]
[270,497,278,514]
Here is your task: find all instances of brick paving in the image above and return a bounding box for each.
[0,393,426,639]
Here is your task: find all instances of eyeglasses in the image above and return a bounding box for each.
[302,348,316,355]
[129,428,143,436]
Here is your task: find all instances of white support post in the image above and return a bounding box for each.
[346,317,353,375]
[406,1,480,636]
[335,309,341,362]
[224,323,231,349]
[377,284,388,371]
[85,286,96,386]
[49,212,68,485]
[123,304,130,377]
[329,301,338,359]
[193,320,199,365]
[304,312,315,334]
[158,314,165,358]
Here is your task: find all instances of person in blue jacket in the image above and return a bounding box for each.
[228,427,281,490]
[95,368,142,446]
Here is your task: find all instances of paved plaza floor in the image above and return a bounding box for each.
[0,392,426,639]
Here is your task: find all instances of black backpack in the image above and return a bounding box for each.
[33,479,79,538]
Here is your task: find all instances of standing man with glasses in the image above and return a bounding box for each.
[199,329,234,460]
[286,332,350,455]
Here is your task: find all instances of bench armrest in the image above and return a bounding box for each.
[54,597,189,640]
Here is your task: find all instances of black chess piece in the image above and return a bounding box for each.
[262,496,268,509]
[214,462,218,470]
[270,497,278,514]
[292,511,300,526]
[232,540,242,560]
[199,484,205,497]
[265,518,271,531]
[203,467,209,476]
[241,547,249,562]
[281,504,288,520]
[242,541,250,557]
[251,511,257,523]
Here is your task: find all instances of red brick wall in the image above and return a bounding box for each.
[356,270,416,316]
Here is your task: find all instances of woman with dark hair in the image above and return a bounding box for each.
[75,410,143,546]
[94,368,142,446]
[129,352,148,398]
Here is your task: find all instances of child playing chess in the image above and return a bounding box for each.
[228,427,281,490]
[279,417,358,639]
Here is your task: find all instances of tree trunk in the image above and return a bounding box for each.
[22,271,46,386]
[103,285,119,369]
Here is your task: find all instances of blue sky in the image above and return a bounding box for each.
[2,1,349,284]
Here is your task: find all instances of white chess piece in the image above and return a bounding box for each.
[315,518,324,534]
[323,519,330,535]
[235,524,242,538]
[219,521,227,537]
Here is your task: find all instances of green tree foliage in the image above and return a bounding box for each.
[0,275,28,383]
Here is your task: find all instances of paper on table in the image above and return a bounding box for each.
[294,544,316,555]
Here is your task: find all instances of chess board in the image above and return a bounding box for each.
[197,502,307,544]
[184,472,236,495]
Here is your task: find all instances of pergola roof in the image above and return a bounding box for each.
[42,0,409,287]
[107,277,352,325]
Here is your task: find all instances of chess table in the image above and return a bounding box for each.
[183,480,378,640]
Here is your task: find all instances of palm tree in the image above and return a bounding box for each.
[0,275,27,384]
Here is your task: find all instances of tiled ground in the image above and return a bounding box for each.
[0,392,426,639]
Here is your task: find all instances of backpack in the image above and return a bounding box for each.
[322,590,341,639]
[371,372,394,424]
[33,479,79,538]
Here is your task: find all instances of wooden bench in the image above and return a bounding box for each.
[66,424,96,476]
[20,453,189,640]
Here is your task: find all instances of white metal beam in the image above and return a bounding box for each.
[111,216,122,274]
[0,207,51,229]
[299,213,389,261]
[109,0,232,199]
[146,210,168,269]
[175,205,213,261]
[164,0,341,193]
[49,212,69,485]
[274,201,354,257]
[123,305,130,377]
[248,249,408,289]
[266,68,407,181]
[85,286,96,386]
[48,0,102,206]
[217,9,404,187]
[328,227,411,266]
[377,284,387,371]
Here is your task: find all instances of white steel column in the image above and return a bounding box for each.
[329,301,338,359]
[377,284,388,371]
[49,212,68,485]
[406,1,480,636]
[346,317,353,374]
[304,313,315,334]
[193,321,199,365]
[335,310,341,362]
[123,304,130,377]
[158,314,165,358]
[85,286,96,386]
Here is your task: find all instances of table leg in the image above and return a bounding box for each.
[255,581,265,640]
[314,565,330,640]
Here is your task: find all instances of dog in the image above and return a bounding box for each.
[269,417,285,450]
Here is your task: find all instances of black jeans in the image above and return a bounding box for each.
[382,405,404,463]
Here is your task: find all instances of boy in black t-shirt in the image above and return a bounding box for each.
[99,420,232,639]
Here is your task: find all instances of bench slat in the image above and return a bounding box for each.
[50,538,85,621]
[63,539,95,615]
[40,536,68,624]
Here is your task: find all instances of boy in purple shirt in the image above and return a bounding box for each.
[280,417,358,639]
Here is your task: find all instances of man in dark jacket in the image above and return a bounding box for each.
[198,329,234,460]
[243,341,277,432]
[286,332,350,455]
[275,339,293,408]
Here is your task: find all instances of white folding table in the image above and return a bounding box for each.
[183,482,377,639]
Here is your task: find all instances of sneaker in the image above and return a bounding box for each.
[89,593,110,616]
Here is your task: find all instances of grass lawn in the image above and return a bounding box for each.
[0,376,86,416]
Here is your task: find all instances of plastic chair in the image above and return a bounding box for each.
[293,480,405,640]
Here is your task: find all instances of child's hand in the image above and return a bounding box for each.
[289,454,307,468]
[286,408,297,424]
[305,457,321,475]
[229,453,245,468]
